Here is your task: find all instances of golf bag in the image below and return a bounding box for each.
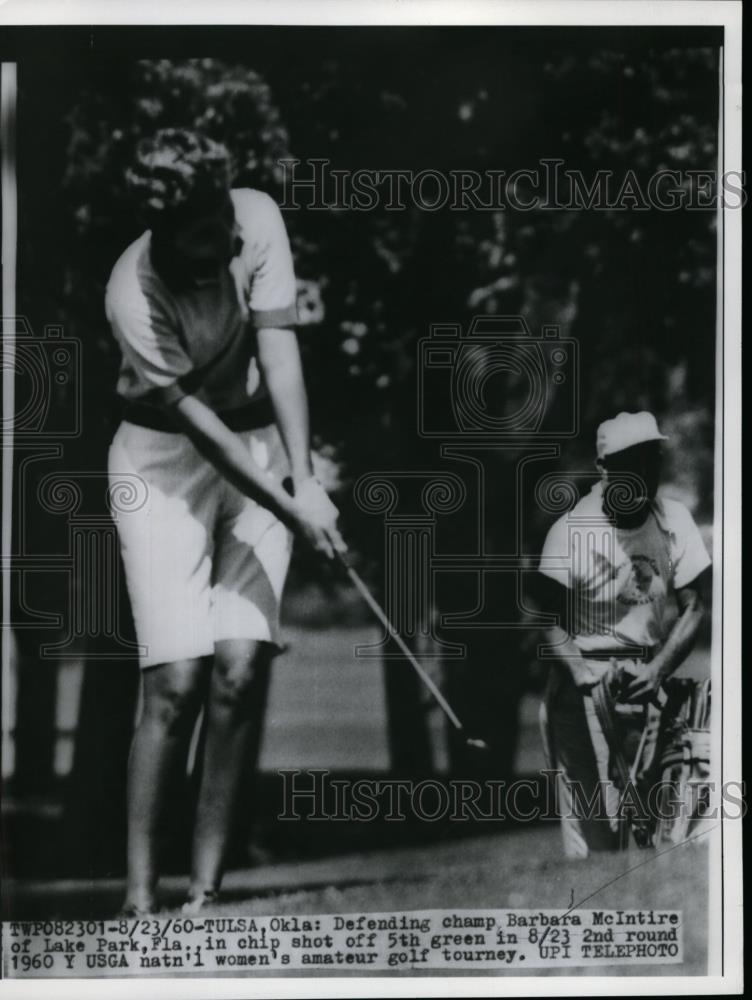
[651,677,712,847]
[593,671,712,849]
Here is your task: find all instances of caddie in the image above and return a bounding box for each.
[106,128,345,916]
[536,411,711,857]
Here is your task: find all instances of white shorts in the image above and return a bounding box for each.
[108,420,292,669]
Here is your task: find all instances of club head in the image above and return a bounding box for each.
[465,737,489,751]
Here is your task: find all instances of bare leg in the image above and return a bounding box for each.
[186,639,271,903]
[123,659,208,912]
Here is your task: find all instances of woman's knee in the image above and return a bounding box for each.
[142,661,206,734]
[211,641,268,711]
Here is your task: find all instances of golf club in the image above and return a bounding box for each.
[335,551,488,752]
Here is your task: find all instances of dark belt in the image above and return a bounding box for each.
[581,648,656,662]
[122,396,275,433]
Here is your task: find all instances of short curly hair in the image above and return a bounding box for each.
[126,128,234,232]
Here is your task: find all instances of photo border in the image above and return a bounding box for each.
[0,1,742,997]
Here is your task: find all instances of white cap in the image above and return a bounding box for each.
[596,411,668,459]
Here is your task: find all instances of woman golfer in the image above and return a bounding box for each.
[106,128,345,916]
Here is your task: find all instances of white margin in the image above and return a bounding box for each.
[0,0,743,997]
[0,0,742,27]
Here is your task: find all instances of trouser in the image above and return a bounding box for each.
[539,663,657,858]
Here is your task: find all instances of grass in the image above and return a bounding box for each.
[156,824,710,978]
[6,622,713,978]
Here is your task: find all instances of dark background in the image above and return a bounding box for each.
[1,26,720,886]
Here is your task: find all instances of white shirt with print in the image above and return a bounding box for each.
[539,483,711,664]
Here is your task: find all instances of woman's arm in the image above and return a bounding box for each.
[256,326,313,487]
[167,390,336,557]
[256,326,345,556]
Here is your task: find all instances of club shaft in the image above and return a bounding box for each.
[629,720,651,785]
[342,562,464,732]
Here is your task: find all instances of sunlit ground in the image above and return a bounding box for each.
[5,623,712,977]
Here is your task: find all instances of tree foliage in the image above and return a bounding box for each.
[11,35,721,787]
[26,42,719,556]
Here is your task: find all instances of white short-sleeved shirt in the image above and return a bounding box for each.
[539,483,711,656]
[105,188,297,413]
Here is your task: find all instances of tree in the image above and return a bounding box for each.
[12,41,721,861]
